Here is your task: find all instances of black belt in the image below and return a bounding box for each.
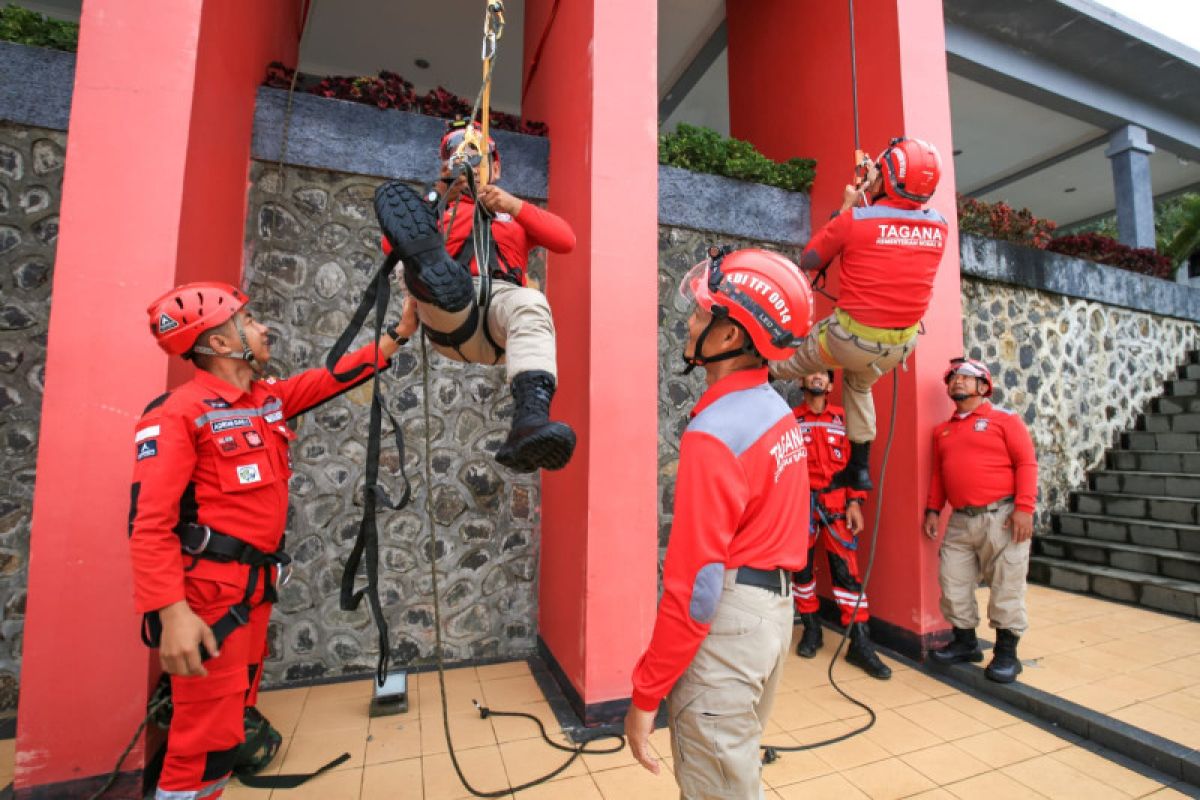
[955,496,1015,517]
[735,566,789,596]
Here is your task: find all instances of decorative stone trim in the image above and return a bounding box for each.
[658,165,810,247]
[0,42,74,132]
[960,233,1200,322]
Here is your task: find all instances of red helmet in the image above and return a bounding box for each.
[944,357,993,397]
[877,137,941,204]
[439,120,499,170]
[681,247,814,362]
[146,282,247,356]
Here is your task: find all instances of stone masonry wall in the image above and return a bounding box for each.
[244,162,546,686]
[0,121,64,710]
[962,276,1199,527]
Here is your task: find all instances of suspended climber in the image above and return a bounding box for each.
[375,120,578,473]
[772,137,947,492]
[789,369,891,680]
[128,283,415,799]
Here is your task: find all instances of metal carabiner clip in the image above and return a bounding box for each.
[182,524,212,555]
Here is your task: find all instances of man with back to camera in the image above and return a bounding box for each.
[923,358,1038,684]
[624,247,814,799]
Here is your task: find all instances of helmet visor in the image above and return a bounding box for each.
[947,359,988,381]
[677,259,715,312]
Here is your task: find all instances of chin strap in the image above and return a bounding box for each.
[189,315,264,374]
[679,313,757,375]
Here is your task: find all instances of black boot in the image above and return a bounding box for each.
[929,627,984,665]
[496,371,577,472]
[795,613,824,658]
[829,440,873,492]
[845,622,892,680]
[374,180,474,312]
[985,629,1023,683]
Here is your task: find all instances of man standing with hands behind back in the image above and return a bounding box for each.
[923,358,1038,684]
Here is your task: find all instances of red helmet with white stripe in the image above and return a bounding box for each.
[877,137,941,204]
[944,357,993,397]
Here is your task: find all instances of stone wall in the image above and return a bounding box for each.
[244,162,546,686]
[961,276,1199,526]
[0,121,65,709]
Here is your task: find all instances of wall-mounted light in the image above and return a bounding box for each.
[953,149,964,157]
[1064,187,1077,193]
[415,58,431,69]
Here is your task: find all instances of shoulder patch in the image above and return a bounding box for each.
[142,392,172,415]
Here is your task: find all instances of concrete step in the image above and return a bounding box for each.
[1073,491,1200,525]
[1138,413,1200,433]
[1154,395,1200,415]
[1121,430,1200,451]
[1054,512,1200,551]
[1107,450,1200,475]
[1035,534,1200,583]
[1165,378,1200,397]
[1028,555,1200,617]
[1181,362,1200,381]
[1089,470,1200,498]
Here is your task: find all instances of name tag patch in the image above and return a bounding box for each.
[211,417,252,433]
[236,464,262,485]
[137,440,158,460]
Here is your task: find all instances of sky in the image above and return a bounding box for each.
[1091,0,1200,53]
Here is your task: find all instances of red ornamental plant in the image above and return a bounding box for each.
[263,63,548,136]
[1047,233,1174,279]
[957,195,1057,249]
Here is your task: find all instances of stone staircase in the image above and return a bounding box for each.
[1030,351,1200,618]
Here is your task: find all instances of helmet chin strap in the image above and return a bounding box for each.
[680,315,755,375]
[190,316,265,374]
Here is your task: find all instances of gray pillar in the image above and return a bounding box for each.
[1105,125,1156,249]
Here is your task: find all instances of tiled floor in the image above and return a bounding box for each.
[221,618,1195,800]
[1013,584,1200,750]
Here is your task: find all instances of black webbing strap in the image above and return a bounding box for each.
[235,753,352,790]
[422,301,481,350]
[324,248,413,686]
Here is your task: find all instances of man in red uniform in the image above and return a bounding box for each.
[375,121,577,473]
[790,370,891,680]
[624,247,814,797]
[129,282,414,799]
[773,137,947,493]
[923,358,1038,684]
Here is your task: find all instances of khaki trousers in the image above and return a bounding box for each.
[417,277,557,382]
[667,572,793,800]
[938,501,1030,635]
[772,312,916,442]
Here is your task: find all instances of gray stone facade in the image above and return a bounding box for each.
[244,162,545,686]
[961,276,1199,527]
[0,121,65,710]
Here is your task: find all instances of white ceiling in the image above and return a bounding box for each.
[16,0,1199,227]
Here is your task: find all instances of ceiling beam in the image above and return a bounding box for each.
[962,132,1112,197]
[658,19,726,124]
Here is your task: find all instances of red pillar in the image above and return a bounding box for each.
[16,1,298,795]
[728,0,962,655]
[522,0,659,721]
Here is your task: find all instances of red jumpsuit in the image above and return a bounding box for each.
[789,402,871,625]
[128,344,387,798]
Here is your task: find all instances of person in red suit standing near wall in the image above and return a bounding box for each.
[923,358,1038,684]
[790,369,891,680]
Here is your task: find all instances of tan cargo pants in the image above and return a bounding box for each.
[939,500,1030,634]
[416,277,557,381]
[667,571,793,800]
[771,309,917,442]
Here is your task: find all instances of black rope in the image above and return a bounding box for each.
[761,368,898,762]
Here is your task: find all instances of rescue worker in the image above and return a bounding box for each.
[374,120,577,473]
[129,282,415,799]
[773,137,947,492]
[625,247,814,799]
[790,370,891,680]
[923,358,1038,684]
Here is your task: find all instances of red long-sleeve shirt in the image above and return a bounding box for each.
[803,198,948,329]
[127,344,388,613]
[441,196,575,285]
[631,368,809,711]
[793,402,867,510]
[926,401,1038,515]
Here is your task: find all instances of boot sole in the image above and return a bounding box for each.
[929,650,984,665]
[496,423,576,473]
[984,662,1023,683]
[374,181,474,312]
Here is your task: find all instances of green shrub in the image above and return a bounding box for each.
[658,124,815,193]
[0,4,77,51]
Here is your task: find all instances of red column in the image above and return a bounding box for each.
[16,1,298,795]
[728,0,962,655]
[522,0,659,721]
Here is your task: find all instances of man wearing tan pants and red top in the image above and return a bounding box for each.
[923,358,1038,684]
[624,248,813,799]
